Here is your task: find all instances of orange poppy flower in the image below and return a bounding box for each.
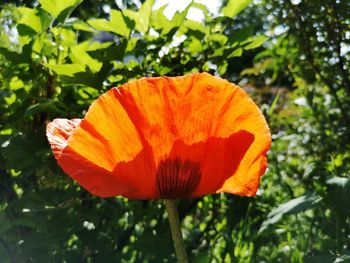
[47,73,271,199]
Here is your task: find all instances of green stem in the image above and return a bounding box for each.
[164,199,188,263]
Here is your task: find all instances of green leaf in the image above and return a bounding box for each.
[0,213,11,234]
[2,134,44,171]
[72,20,94,32]
[259,193,321,233]
[87,19,111,32]
[11,218,37,228]
[327,176,350,189]
[58,70,97,87]
[39,0,82,19]
[0,47,30,64]
[110,10,133,37]
[334,252,350,263]
[185,37,203,53]
[88,10,132,37]
[191,2,209,18]
[88,41,127,62]
[209,33,228,45]
[0,213,36,235]
[268,92,280,116]
[69,42,103,73]
[151,4,190,36]
[17,7,42,34]
[137,0,154,32]
[167,6,190,35]
[228,48,243,58]
[193,252,210,263]
[222,0,252,18]
[218,60,228,75]
[151,5,169,32]
[124,0,154,33]
[184,20,209,39]
[326,177,350,207]
[304,254,336,263]
[47,62,112,88]
[158,66,173,76]
[45,63,86,77]
[50,28,77,47]
[25,100,65,116]
[244,35,268,50]
[229,27,253,43]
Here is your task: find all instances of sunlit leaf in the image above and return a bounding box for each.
[184,20,209,39]
[72,20,94,32]
[17,7,42,34]
[185,37,203,53]
[110,10,133,36]
[327,176,350,189]
[124,0,154,33]
[88,10,131,37]
[222,0,252,18]
[228,48,243,58]
[268,92,280,116]
[151,4,168,32]
[218,60,228,75]
[191,2,209,18]
[45,63,86,77]
[39,0,82,19]
[48,62,112,88]
[244,35,268,50]
[70,42,103,72]
[151,4,190,36]
[50,27,77,47]
[87,19,111,32]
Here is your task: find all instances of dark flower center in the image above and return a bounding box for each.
[155,158,201,199]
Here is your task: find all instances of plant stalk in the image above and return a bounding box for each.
[164,199,188,263]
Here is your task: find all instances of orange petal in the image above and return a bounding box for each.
[47,118,140,197]
[115,73,271,196]
[46,118,81,159]
[49,90,158,198]
[47,72,271,199]
[58,145,137,197]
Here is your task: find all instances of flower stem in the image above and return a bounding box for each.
[164,199,188,263]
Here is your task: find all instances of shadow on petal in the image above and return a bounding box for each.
[112,143,157,199]
[153,130,255,199]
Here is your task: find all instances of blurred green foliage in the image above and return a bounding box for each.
[0,0,349,262]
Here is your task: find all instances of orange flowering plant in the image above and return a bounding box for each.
[47,72,271,262]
